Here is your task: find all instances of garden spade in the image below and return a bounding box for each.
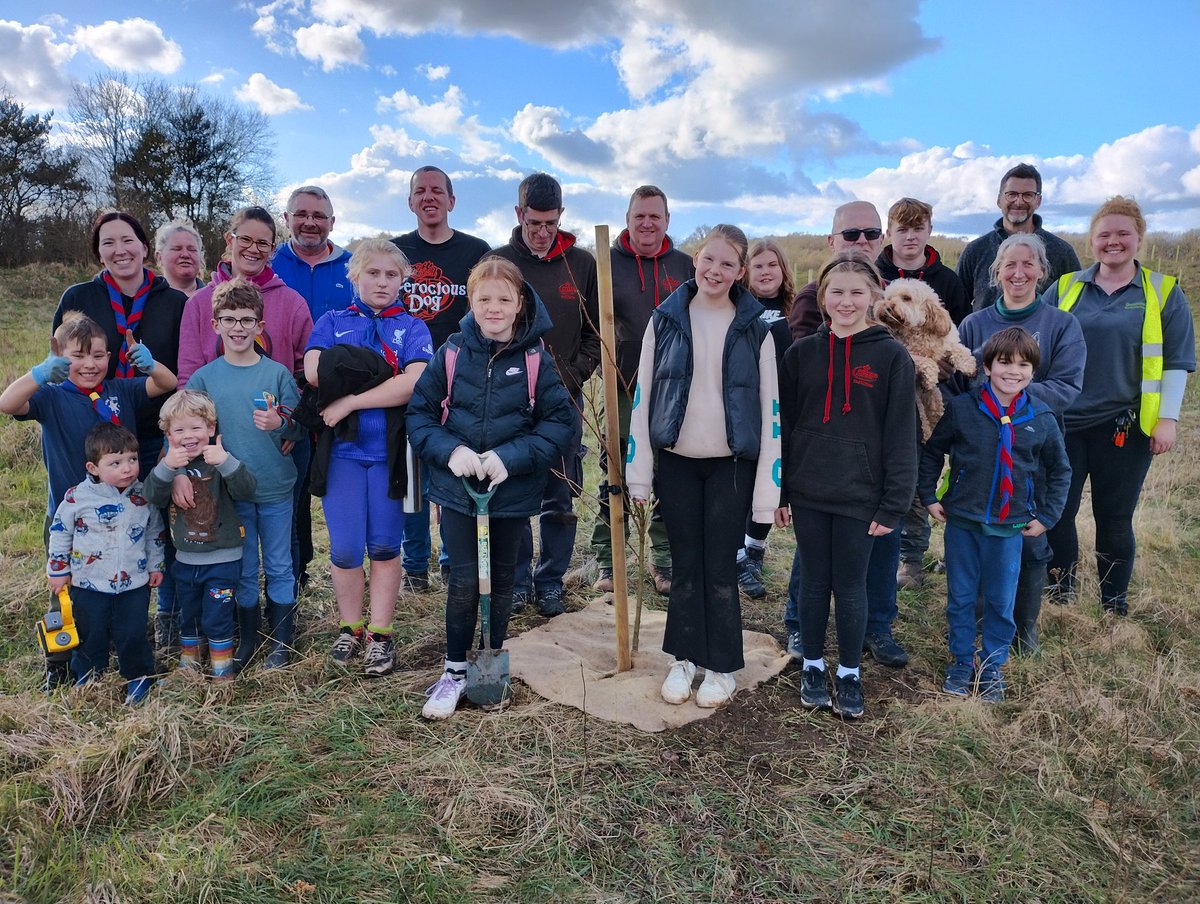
[462,477,511,708]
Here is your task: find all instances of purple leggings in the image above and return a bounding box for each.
[322,455,406,568]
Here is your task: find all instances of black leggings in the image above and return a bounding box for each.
[792,506,875,668]
[1048,420,1153,607]
[656,452,754,672]
[441,507,525,662]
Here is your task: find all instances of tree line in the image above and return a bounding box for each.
[0,74,275,268]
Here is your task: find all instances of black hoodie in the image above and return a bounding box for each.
[875,245,970,325]
[610,230,693,390]
[779,323,918,527]
[488,228,600,396]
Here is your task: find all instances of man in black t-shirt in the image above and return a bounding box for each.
[392,166,491,591]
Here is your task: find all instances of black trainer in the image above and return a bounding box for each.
[799,666,831,709]
[864,633,909,667]
[832,673,865,719]
[736,553,766,599]
[536,586,565,617]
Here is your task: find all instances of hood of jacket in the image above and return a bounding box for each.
[275,239,352,269]
[211,260,287,293]
[455,280,554,352]
[613,229,678,262]
[876,245,948,282]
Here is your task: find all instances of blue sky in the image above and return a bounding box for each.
[3,1,1199,248]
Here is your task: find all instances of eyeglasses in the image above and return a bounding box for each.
[1002,191,1040,203]
[215,316,260,329]
[523,216,560,234]
[836,227,882,242]
[232,233,275,252]
[289,211,330,222]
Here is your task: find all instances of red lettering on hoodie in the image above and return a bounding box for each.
[852,364,879,388]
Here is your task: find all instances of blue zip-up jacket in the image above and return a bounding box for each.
[271,241,354,322]
[406,285,576,519]
[918,384,1070,529]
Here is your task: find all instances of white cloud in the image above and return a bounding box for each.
[199,70,229,84]
[378,84,504,163]
[234,73,312,115]
[71,18,183,74]
[0,19,76,109]
[294,22,364,70]
[418,63,449,81]
[379,64,397,77]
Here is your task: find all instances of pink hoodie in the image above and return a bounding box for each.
[177,262,313,385]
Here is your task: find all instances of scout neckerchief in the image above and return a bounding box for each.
[102,268,154,377]
[347,302,405,374]
[65,379,121,425]
[978,384,1034,521]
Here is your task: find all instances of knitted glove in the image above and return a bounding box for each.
[448,445,483,479]
[478,450,508,490]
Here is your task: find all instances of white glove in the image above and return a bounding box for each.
[478,450,509,490]
[448,445,483,478]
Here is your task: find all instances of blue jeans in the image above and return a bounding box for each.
[70,584,154,681]
[235,498,296,607]
[401,469,447,575]
[865,528,901,637]
[944,522,1021,667]
[174,559,239,643]
[516,399,583,594]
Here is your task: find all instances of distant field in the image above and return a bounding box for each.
[0,245,1197,903]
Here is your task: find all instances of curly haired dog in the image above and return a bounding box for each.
[873,278,977,441]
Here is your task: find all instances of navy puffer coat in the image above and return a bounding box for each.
[406,284,576,518]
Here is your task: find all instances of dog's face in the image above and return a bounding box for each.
[877,278,949,337]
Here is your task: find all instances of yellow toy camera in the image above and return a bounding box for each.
[36,587,79,655]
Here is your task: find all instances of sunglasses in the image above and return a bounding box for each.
[836,228,883,242]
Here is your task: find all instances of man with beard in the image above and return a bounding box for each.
[956,163,1080,312]
[392,166,491,592]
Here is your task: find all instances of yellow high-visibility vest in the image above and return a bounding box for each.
[1057,268,1176,436]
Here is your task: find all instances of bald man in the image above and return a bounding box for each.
[787,201,885,340]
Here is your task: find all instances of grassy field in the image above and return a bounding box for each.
[0,244,1198,904]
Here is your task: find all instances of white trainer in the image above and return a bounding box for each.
[695,670,736,708]
[421,672,466,720]
[660,660,697,705]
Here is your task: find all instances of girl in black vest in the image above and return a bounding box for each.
[627,225,784,709]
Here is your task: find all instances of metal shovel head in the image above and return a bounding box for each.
[465,646,510,708]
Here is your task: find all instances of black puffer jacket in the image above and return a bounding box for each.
[406,285,576,518]
[647,280,769,458]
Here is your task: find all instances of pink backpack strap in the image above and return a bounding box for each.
[439,340,459,425]
[525,344,541,412]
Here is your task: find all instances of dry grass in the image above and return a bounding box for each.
[0,256,1198,902]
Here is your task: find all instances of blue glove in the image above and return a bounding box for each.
[31,353,70,385]
[128,341,156,373]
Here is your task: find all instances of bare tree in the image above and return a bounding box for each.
[67,73,277,257]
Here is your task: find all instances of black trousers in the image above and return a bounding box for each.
[1048,420,1153,607]
[441,507,524,663]
[656,451,754,673]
